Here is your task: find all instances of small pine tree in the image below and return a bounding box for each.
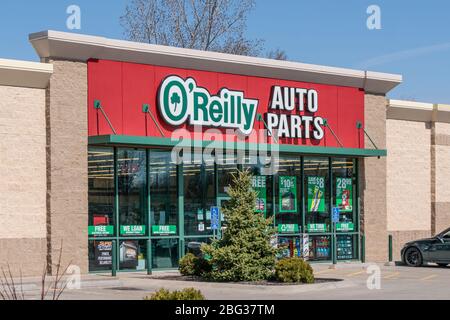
[201,170,277,282]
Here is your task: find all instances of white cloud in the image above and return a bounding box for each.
[355,42,450,69]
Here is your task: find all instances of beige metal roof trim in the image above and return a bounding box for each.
[388,99,450,123]
[29,30,402,94]
[0,58,53,89]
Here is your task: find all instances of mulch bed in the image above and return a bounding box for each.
[147,275,342,286]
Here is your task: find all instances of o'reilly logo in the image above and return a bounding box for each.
[158,76,258,135]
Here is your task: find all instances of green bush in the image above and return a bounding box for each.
[179,253,212,277]
[144,288,205,300]
[195,255,212,275]
[274,258,315,284]
[179,253,197,276]
[201,171,277,282]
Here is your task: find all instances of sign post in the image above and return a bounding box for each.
[332,207,340,224]
[211,206,220,240]
[332,207,340,265]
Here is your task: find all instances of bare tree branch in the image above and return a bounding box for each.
[267,49,288,61]
[120,0,277,57]
[1,242,72,301]
[0,264,23,300]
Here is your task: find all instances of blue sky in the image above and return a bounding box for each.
[1,0,449,102]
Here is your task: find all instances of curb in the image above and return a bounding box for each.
[138,277,357,294]
[9,279,124,293]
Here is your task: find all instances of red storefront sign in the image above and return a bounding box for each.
[88,59,365,149]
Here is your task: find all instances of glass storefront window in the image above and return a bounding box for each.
[244,154,274,176]
[333,158,356,232]
[88,147,115,237]
[89,240,113,272]
[337,234,358,260]
[308,235,331,261]
[118,149,147,235]
[119,240,147,271]
[304,157,330,233]
[88,147,360,271]
[150,151,178,236]
[184,154,215,236]
[243,154,274,219]
[217,153,239,197]
[277,236,302,259]
[152,239,179,269]
[274,157,301,232]
[184,238,212,257]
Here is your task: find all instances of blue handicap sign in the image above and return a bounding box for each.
[211,207,220,230]
[332,207,340,223]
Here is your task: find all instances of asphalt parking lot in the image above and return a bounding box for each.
[305,263,450,300]
[15,262,449,300]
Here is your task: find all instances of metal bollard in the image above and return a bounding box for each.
[388,234,393,262]
[361,235,366,263]
[332,226,337,265]
[147,239,152,275]
[112,240,117,277]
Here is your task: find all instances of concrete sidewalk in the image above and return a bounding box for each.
[2,262,449,300]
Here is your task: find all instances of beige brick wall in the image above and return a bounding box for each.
[0,239,47,276]
[361,94,388,262]
[47,60,88,274]
[389,230,431,261]
[433,122,450,233]
[0,85,47,275]
[434,203,450,235]
[385,102,450,254]
[435,152,450,202]
[386,119,431,231]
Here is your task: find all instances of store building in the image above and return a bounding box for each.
[0,30,447,276]
[387,100,450,260]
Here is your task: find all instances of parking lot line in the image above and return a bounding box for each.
[383,272,400,279]
[420,274,437,281]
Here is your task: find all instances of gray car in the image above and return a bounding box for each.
[401,227,450,267]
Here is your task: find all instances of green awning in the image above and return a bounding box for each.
[88,135,386,158]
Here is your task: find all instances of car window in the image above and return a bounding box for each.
[444,231,450,239]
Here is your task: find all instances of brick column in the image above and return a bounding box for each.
[46,59,88,273]
[361,93,388,262]
[430,117,436,236]
[431,119,450,235]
